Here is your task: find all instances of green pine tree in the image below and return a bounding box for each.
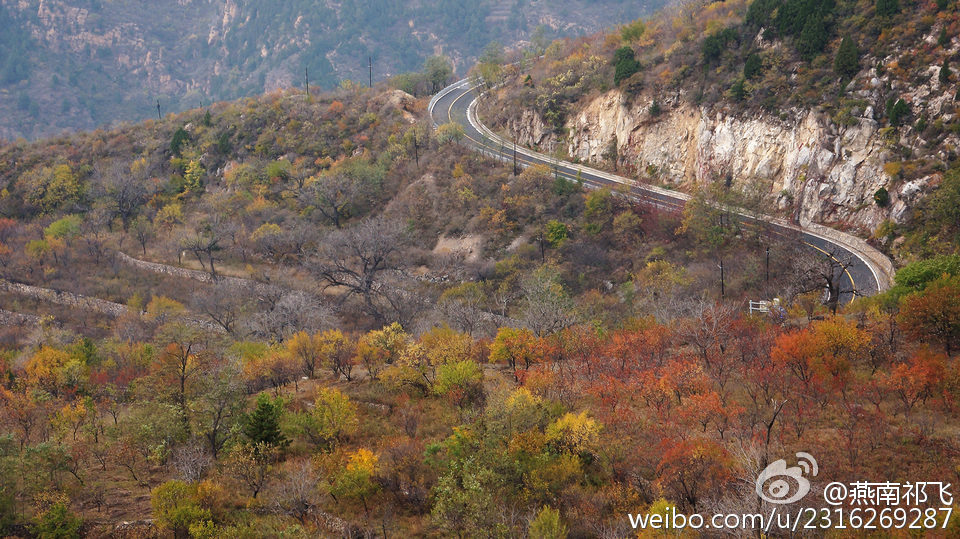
[798,16,828,60]
[243,394,289,449]
[939,27,950,47]
[834,36,860,78]
[613,46,641,85]
[941,58,952,84]
[876,0,900,17]
[730,78,747,101]
[744,53,763,79]
[170,127,189,157]
[887,98,910,127]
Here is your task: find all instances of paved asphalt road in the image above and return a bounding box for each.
[430,79,885,303]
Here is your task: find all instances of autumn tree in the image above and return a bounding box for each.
[309,215,410,324]
[899,275,960,354]
[489,327,539,377]
[154,323,218,423]
[225,442,278,499]
[884,347,947,416]
[287,387,358,451]
[434,360,484,410]
[19,164,84,213]
[191,362,245,459]
[436,122,465,145]
[286,331,322,379]
[330,448,380,516]
[656,438,733,511]
[353,322,409,381]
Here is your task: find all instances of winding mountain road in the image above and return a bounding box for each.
[429,78,895,302]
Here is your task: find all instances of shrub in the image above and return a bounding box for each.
[702,28,739,62]
[529,505,567,539]
[613,46,641,85]
[894,254,960,290]
[32,503,82,538]
[151,481,211,539]
[545,220,569,247]
[874,187,890,207]
[649,100,662,116]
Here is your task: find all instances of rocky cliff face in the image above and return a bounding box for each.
[505,57,957,234]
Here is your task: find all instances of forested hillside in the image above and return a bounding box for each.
[0,46,957,534]
[480,0,960,262]
[0,0,661,141]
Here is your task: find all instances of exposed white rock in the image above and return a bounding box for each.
[508,88,918,232]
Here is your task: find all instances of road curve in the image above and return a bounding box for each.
[429,78,895,301]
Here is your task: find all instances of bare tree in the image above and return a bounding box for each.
[172,442,212,482]
[520,266,576,336]
[192,281,253,335]
[786,242,858,314]
[308,215,409,324]
[271,459,321,524]
[130,215,155,257]
[677,299,736,366]
[181,215,225,276]
[81,205,112,265]
[251,290,333,342]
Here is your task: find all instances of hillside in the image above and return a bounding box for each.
[0,0,664,141]
[0,6,959,536]
[479,0,960,265]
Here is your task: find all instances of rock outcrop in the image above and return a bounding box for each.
[503,43,959,235]
[509,90,916,233]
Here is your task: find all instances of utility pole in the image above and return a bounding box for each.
[156,99,161,120]
[765,246,770,282]
[368,56,373,88]
[719,258,725,298]
[305,67,310,98]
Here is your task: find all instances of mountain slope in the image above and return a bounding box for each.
[0,0,665,140]
[479,0,960,262]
